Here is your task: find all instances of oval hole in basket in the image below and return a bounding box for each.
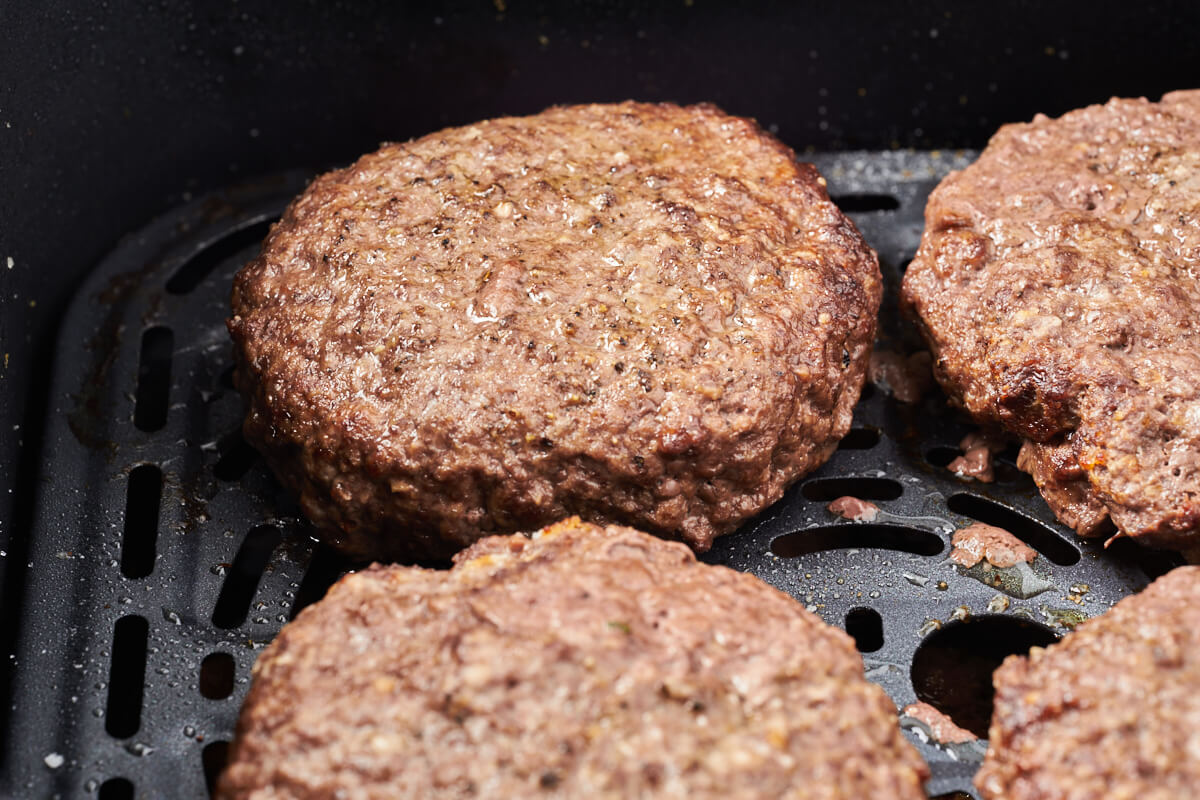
[121,464,162,579]
[771,524,944,558]
[214,431,260,482]
[992,442,1030,484]
[830,192,901,212]
[202,741,231,794]
[98,778,134,800]
[947,493,1080,566]
[291,544,353,620]
[134,326,174,432]
[105,615,149,739]
[199,652,236,700]
[802,476,902,502]
[911,615,1058,739]
[166,219,273,295]
[925,445,960,468]
[838,427,881,450]
[991,459,1026,484]
[212,525,283,629]
[844,607,884,653]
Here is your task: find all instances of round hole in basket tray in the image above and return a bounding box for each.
[844,607,884,653]
[98,777,134,800]
[910,615,1058,739]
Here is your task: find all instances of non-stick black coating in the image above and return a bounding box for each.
[5,0,1200,556]
[0,151,1185,798]
[4,2,1200,796]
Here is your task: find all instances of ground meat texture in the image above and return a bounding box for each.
[228,102,880,560]
[977,566,1200,799]
[827,495,879,521]
[868,348,933,404]
[949,430,1007,483]
[901,702,977,745]
[949,523,1036,569]
[901,91,1200,551]
[215,519,928,799]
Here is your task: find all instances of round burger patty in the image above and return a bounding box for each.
[901,91,1200,550]
[229,102,881,559]
[216,518,928,799]
[977,565,1200,799]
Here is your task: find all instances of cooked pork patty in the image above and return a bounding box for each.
[902,91,1200,550]
[229,102,880,560]
[216,518,928,799]
[977,565,1200,799]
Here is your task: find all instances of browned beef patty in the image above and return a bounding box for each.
[901,91,1200,550]
[216,518,928,799]
[229,102,880,560]
[977,565,1200,799]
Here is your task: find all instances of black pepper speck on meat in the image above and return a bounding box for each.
[229,102,880,559]
[216,518,928,800]
[902,91,1200,550]
[978,566,1200,799]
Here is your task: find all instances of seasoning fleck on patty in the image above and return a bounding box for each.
[229,101,881,560]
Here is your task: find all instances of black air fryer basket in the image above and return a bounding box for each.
[2,2,1198,798]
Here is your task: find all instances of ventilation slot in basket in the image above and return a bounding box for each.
[133,327,173,432]
[212,525,283,629]
[104,616,149,739]
[120,464,162,579]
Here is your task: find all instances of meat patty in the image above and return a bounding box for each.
[215,518,928,799]
[977,565,1200,799]
[229,102,880,560]
[901,91,1200,551]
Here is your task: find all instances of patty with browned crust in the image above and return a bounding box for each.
[216,518,928,799]
[228,102,880,560]
[902,91,1200,551]
[978,566,1200,799]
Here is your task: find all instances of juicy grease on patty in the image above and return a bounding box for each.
[217,519,928,799]
[903,91,1200,550]
[230,102,880,559]
[978,566,1200,799]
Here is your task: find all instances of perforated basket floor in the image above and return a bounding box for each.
[3,154,1182,799]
